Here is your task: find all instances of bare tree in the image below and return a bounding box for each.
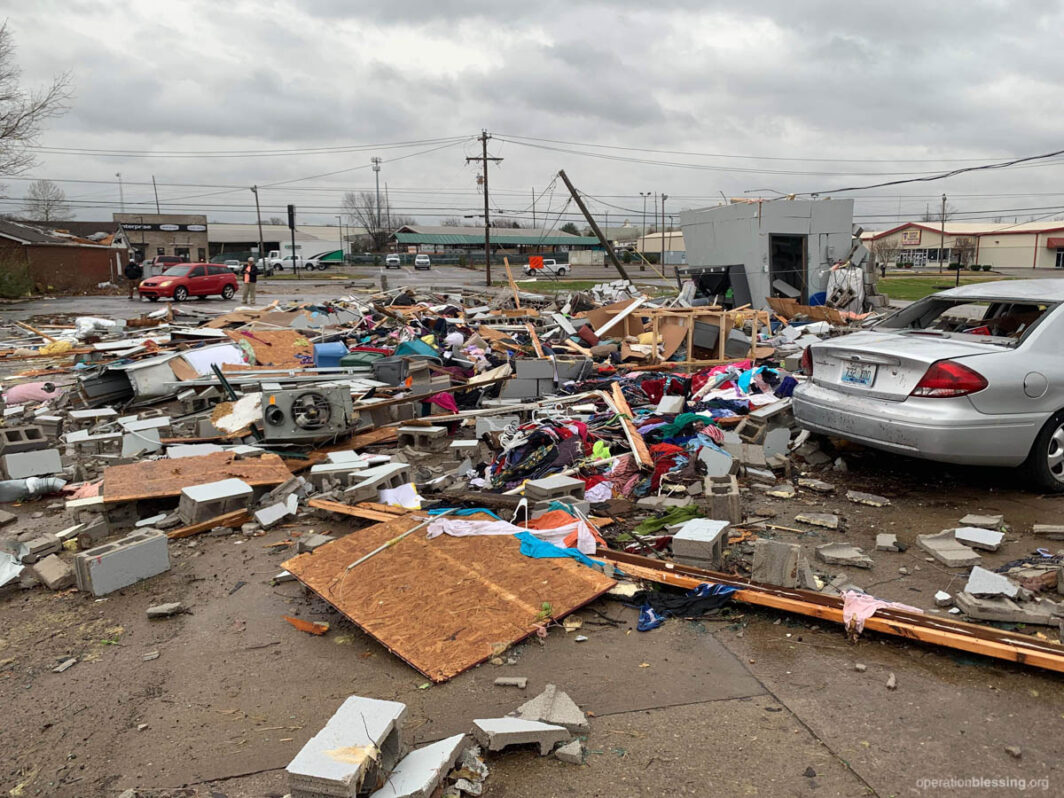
[868,237,901,270]
[0,23,71,183]
[491,217,521,228]
[440,216,462,227]
[342,190,414,250]
[268,216,283,225]
[23,178,70,221]
[953,236,977,267]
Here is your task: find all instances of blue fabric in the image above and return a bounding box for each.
[394,339,441,360]
[514,531,601,568]
[637,582,738,631]
[426,507,503,520]
[774,375,798,398]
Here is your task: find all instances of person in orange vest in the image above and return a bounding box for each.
[241,257,258,305]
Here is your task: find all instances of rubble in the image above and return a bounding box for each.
[815,542,873,569]
[796,512,840,530]
[959,513,1003,528]
[515,683,589,733]
[916,530,982,568]
[751,539,801,587]
[846,490,890,507]
[472,718,570,756]
[953,526,1004,552]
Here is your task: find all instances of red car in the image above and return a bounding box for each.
[138,263,238,302]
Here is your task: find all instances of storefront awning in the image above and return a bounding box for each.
[1046,237,1064,248]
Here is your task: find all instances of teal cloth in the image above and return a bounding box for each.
[514,531,602,568]
[652,412,712,440]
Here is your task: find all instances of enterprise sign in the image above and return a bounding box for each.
[121,223,207,232]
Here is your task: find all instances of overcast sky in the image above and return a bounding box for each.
[4,0,1064,230]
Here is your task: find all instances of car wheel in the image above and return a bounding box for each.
[222,284,235,300]
[173,286,188,302]
[559,267,568,276]
[1021,410,1064,492]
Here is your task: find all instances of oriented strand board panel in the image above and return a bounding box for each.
[223,329,313,369]
[283,515,616,682]
[102,452,292,503]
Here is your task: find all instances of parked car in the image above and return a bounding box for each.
[523,258,570,277]
[414,254,431,270]
[223,259,242,273]
[385,254,402,269]
[144,255,184,275]
[792,279,1064,490]
[137,263,238,302]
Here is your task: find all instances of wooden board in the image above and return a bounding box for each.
[283,514,616,682]
[307,499,407,522]
[167,509,250,539]
[102,452,292,503]
[608,383,653,468]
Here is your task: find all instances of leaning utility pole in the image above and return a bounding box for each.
[251,185,266,274]
[151,175,161,214]
[466,130,502,287]
[661,194,668,270]
[558,169,631,282]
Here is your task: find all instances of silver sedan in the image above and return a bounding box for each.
[793,279,1064,490]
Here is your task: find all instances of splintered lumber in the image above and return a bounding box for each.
[283,513,616,682]
[167,509,250,539]
[606,384,652,468]
[307,499,407,522]
[525,322,545,358]
[102,452,292,504]
[503,256,522,309]
[601,550,1064,675]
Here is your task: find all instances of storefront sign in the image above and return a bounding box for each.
[120,222,208,233]
[901,229,921,245]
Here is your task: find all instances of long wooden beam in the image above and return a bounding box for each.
[604,384,652,468]
[601,550,1064,675]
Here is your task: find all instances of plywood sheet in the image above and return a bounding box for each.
[282,515,616,682]
[223,329,313,369]
[102,452,292,503]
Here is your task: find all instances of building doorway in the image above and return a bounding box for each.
[174,246,190,261]
[769,234,806,301]
[1056,249,1064,269]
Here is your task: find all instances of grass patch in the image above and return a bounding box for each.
[879,275,1010,301]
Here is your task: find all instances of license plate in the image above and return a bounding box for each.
[841,362,876,387]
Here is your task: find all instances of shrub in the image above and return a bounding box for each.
[458,254,467,267]
[621,250,632,263]
[0,252,32,298]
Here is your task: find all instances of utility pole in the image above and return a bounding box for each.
[371,157,382,251]
[640,191,649,272]
[116,172,125,213]
[151,175,161,214]
[660,194,668,269]
[531,186,536,228]
[336,214,344,261]
[940,193,947,276]
[557,169,631,282]
[466,130,502,287]
[251,186,266,274]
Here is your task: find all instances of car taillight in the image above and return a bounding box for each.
[910,360,988,398]
[800,347,813,375]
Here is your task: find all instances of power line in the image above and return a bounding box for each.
[25,136,471,158]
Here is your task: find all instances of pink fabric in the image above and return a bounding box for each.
[841,590,923,633]
[3,382,62,405]
[428,392,459,414]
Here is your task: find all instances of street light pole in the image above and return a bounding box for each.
[660,194,668,269]
[371,157,382,251]
[940,193,947,276]
[251,186,266,275]
[116,172,125,213]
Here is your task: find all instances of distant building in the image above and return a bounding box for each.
[114,213,209,263]
[392,225,599,257]
[862,221,1064,270]
[636,231,686,265]
[207,223,364,260]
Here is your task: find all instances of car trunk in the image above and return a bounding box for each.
[810,330,1001,401]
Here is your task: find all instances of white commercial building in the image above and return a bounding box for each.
[863,221,1064,270]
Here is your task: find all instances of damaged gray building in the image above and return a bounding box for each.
[679,199,857,309]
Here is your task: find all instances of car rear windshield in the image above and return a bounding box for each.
[878,296,1056,345]
[162,265,193,276]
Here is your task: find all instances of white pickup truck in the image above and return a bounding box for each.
[522,258,570,277]
[256,249,331,273]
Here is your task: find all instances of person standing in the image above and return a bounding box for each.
[124,255,143,299]
[241,257,258,305]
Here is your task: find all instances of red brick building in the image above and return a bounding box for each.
[0,219,127,294]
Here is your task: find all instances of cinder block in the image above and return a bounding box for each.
[516,683,588,733]
[35,415,63,439]
[2,448,62,479]
[671,518,729,566]
[74,529,171,596]
[501,378,541,399]
[655,395,685,415]
[751,539,801,587]
[178,478,253,525]
[525,475,585,502]
[254,497,296,530]
[472,717,570,756]
[516,359,556,379]
[703,475,741,524]
[20,533,61,564]
[367,734,466,798]
[31,554,75,590]
[344,463,412,503]
[0,424,47,455]
[396,425,449,452]
[287,695,407,798]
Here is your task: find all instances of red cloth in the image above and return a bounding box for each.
[649,443,686,492]
[428,392,459,414]
[524,510,607,550]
